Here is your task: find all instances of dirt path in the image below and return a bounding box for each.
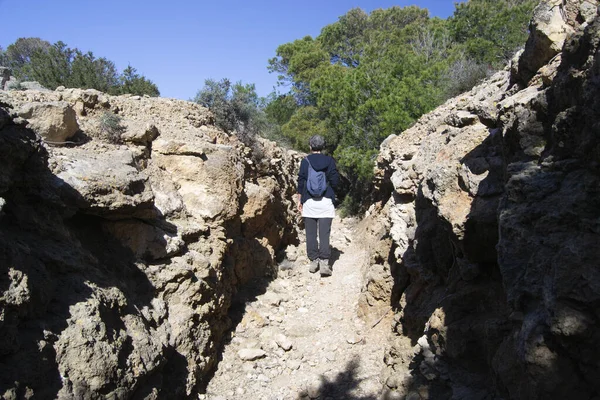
[204,216,390,399]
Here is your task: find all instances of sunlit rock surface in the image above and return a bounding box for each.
[0,87,300,398]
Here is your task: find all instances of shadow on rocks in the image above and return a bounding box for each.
[328,246,344,269]
[299,357,378,400]
[0,120,177,398]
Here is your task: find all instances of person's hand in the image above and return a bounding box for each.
[297,201,303,213]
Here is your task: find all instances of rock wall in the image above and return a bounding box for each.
[0,88,301,398]
[361,1,600,399]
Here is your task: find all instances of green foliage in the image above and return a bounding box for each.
[268,36,329,105]
[338,192,363,218]
[443,56,492,97]
[3,37,159,96]
[98,111,125,143]
[21,41,72,89]
[264,93,297,125]
[264,2,536,213]
[193,78,266,145]
[69,51,119,92]
[112,65,160,97]
[450,0,537,66]
[334,146,379,182]
[3,37,51,77]
[281,106,328,152]
[0,46,8,67]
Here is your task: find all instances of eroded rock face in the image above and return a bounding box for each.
[363,1,600,399]
[17,101,79,142]
[0,86,300,398]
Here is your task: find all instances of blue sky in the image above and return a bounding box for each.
[1,0,459,100]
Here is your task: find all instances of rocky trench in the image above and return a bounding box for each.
[0,89,302,399]
[1,1,600,400]
[359,2,600,399]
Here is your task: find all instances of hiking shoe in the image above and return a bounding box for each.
[309,258,320,273]
[320,260,332,277]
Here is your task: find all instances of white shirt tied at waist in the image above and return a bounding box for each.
[302,197,335,218]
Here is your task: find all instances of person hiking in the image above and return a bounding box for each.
[296,135,340,277]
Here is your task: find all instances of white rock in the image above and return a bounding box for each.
[346,334,364,345]
[238,348,266,361]
[287,360,301,370]
[275,334,293,351]
[262,291,282,307]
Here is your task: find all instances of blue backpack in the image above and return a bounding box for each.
[305,157,327,197]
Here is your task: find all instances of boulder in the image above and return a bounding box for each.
[19,81,49,91]
[121,120,160,144]
[517,0,574,82]
[51,148,154,216]
[18,101,79,142]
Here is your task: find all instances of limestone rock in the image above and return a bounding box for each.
[238,348,267,361]
[275,334,293,351]
[18,101,79,142]
[0,84,300,398]
[365,2,600,399]
[19,81,48,91]
[121,120,160,144]
[51,148,154,216]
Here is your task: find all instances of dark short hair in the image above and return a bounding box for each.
[309,135,325,151]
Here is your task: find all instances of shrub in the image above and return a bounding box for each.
[98,111,125,143]
[5,79,24,91]
[443,57,492,97]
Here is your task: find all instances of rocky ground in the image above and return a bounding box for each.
[205,216,391,399]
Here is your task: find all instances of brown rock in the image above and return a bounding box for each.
[18,101,79,142]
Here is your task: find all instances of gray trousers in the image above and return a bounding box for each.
[304,217,332,261]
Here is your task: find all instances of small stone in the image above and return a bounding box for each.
[307,379,323,399]
[243,340,261,349]
[287,360,301,370]
[298,307,309,313]
[298,387,309,398]
[242,363,255,373]
[386,375,400,389]
[238,348,267,361]
[285,245,298,261]
[262,292,282,307]
[346,334,363,345]
[275,334,293,351]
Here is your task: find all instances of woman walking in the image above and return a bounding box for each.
[296,135,340,277]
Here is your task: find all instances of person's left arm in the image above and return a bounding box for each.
[327,157,340,190]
